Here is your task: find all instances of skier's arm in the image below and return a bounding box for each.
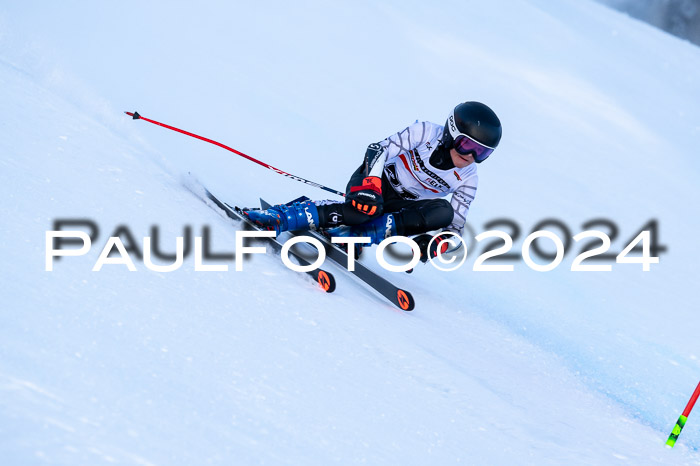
[347,121,428,191]
[344,164,365,194]
[377,122,429,161]
[445,184,477,235]
[345,122,427,215]
[345,143,386,192]
[345,143,386,215]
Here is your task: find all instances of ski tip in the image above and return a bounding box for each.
[124,111,140,120]
[396,289,415,311]
[317,270,336,293]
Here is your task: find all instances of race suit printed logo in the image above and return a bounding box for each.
[412,150,450,190]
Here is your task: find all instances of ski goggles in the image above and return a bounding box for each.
[447,112,495,163]
[453,135,494,163]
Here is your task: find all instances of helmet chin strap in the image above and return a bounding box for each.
[430,143,455,170]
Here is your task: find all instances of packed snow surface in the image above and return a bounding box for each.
[1,0,700,464]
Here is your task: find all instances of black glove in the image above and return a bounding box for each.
[346,176,383,216]
[413,232,452,263]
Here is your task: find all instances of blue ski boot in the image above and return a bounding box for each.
[244,201,319,234]
[326,213,398,246]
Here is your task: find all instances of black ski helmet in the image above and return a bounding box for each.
[442,101,502,163]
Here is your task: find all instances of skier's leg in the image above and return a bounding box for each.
[315,202,379,227]
[387,198,454,236]
[243,200,320,234]
[321,198,454,246]
[245,172,452,238]
[243,198,370,234]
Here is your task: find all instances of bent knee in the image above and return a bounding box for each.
[423,199,454,229]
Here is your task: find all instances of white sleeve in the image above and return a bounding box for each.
[364,121,431,179]
[378,121,432,162]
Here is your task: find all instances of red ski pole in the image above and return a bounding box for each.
[125,111,345,198]
[666,380,700,447]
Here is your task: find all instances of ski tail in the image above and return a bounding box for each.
[261,198,415,311]
[186,182,336,294]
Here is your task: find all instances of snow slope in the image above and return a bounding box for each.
[1,0,700,464]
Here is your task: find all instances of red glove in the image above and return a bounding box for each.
[347,176,383,216]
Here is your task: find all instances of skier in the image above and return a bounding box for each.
[245,101,502,262]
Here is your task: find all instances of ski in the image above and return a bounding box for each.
[191,185,336,293]
[260,199,415,311]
